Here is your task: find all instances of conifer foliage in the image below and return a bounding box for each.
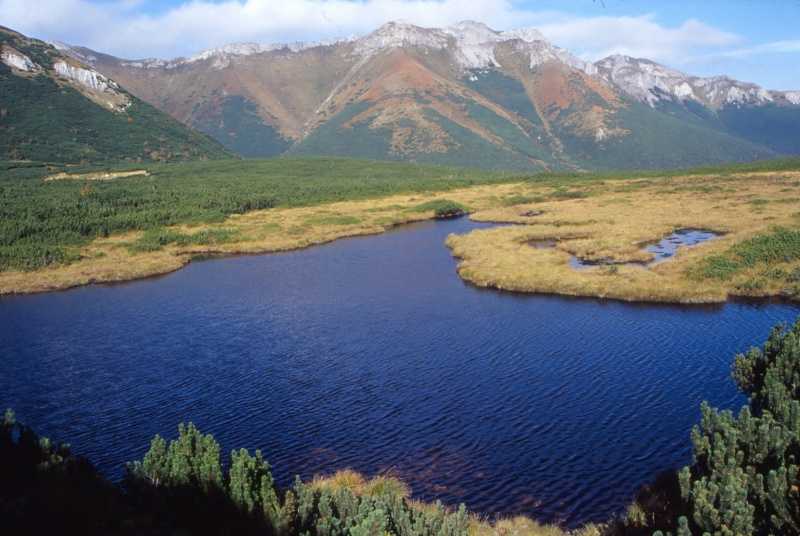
[656,320,800,536]
[124,422,470,535]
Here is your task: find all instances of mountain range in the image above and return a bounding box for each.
[4,21,800,170]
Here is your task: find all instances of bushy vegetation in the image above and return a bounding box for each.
[694,227,800,283]
[3,156,799,274]
[690,227,800,296]
[0,67,228,164]
[718,104,800,155]
[0,157,511,271]
[557,101,776,172]
[673,321,800,535]
[129,227,239,253]
[408,199,467,218]
[0,410,473,535]
[194,96,291,158]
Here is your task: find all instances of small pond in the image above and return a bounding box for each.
[564,229,720,270]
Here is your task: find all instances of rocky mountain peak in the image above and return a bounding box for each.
[594,53,779,109]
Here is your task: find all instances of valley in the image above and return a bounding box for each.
[3,8,800,536]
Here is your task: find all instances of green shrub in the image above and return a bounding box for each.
[0,158,508,271]
[655,319,800,535]
[408,199,467,218]
[694,227,800,281]
[128,228,238,253]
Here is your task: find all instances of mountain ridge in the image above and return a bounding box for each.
[25,21,800,169]
[0,25,230,163]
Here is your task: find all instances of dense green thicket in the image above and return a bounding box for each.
[193,96,292,158]
[0,157,511,271]
[0,410,470,535]
[0,66,228,164]
[408,199,467,218]
[718,105,800,156]
[557,101,777,172]
[696,228,800,281]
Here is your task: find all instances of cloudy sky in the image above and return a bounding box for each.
[3,0,799,89]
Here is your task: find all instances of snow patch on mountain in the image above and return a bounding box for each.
[356,21,450,57]
[443,21,502,68]
[187,37,357,69]
[117,36,359,70]
[519,40,596,74]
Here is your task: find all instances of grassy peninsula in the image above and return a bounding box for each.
[447,158,800,303]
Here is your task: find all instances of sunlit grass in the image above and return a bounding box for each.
[447,168,800,303]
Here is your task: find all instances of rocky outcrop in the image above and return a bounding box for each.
[1,46,39,72]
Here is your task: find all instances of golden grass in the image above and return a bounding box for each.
[5,169,800,303]
[306,469,583,536]
[0,183,520,295]
[309,469,411,499]
[447,171,800,303]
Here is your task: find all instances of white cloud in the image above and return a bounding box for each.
[709,39,800,59]
[533,14,740,65]
[0,0,745,62]
[1,0,534,58]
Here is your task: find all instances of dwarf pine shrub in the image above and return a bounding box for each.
[656,319,800,536]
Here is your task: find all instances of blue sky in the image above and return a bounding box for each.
[3,0,799,89]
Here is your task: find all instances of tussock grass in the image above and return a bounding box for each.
[303,214,362,226]
[309,469,583,536]
[448,169,800,303]
[310,469,411,499]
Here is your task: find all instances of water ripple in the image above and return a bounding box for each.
[1,218,798,527]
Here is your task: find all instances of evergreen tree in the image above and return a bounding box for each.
[667,320,800,536]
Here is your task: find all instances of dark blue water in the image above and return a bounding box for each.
[1,218,797,527]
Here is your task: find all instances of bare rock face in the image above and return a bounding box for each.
[52,60,130,111]
[594,54,777,109]
[53,60,117,93]
[1,46,40,72]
